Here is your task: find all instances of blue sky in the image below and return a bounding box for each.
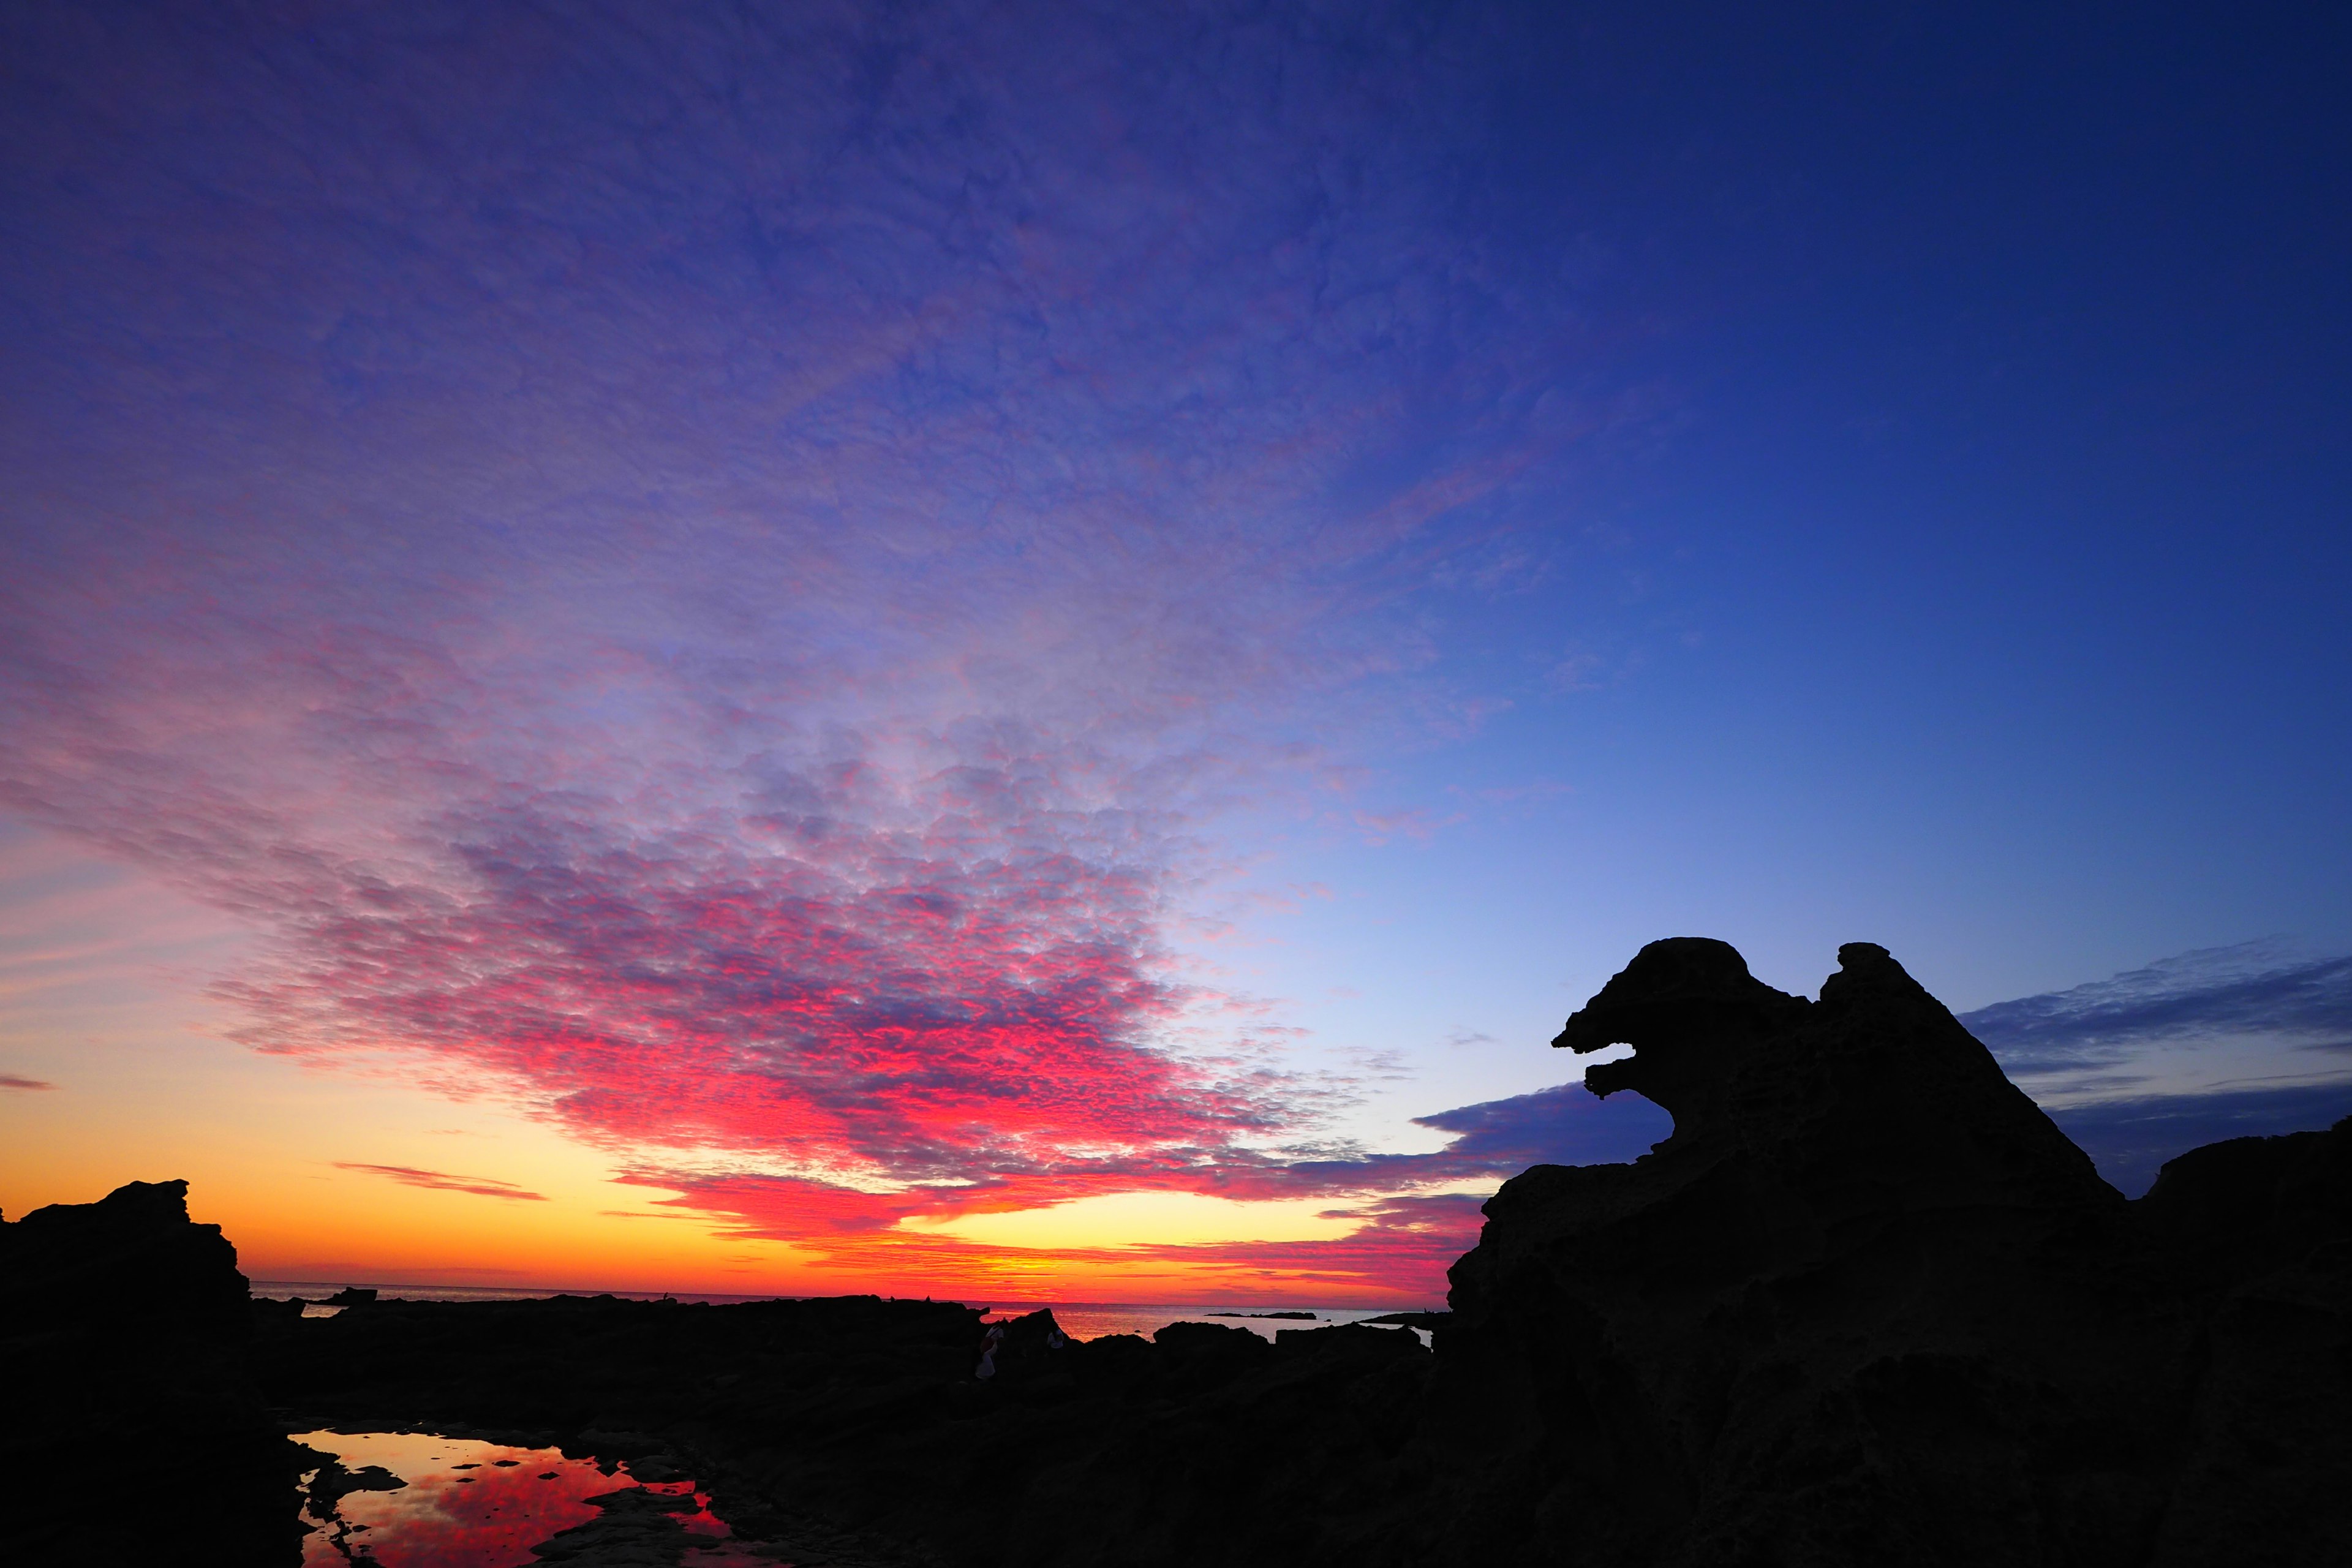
[1,1,2346,1293]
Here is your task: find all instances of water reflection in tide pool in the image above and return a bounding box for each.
[295,1430,775,1566]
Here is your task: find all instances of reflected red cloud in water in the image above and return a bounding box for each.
[298,1431,681,1567]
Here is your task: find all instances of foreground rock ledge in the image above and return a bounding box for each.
[1449,938,2352,1566]
[13,940,2351,1566]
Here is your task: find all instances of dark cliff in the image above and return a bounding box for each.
[0,1178,306,1564]
[1436,938,2351,1566]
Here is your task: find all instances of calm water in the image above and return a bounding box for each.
[979,1302,1425,1343]
[253,1281,790,1320]
[253,1283,1431,1341]
[295,1430,767,1567]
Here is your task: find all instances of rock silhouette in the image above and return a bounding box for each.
[17,940,2352,1564]
[1435,938,2351,1564]
[0,1178,308,1564]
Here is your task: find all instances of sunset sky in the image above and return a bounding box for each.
[4,2,2348,1305]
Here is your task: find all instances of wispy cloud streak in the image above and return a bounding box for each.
[2045,1084,2352,1199]
[336,1164,549,1202]
[1961,938,2352,1193]
[1964,941,2352,1064]
[1962,939,2352,1099]
[611,1080,1668,1296]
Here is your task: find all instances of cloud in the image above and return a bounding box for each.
[334,1163,550,1202]
[0,1,1667,1297]
[0,1074,56,1091]
[606,1078,1669,1297]
[1962,940,2352,1068]
[1407,1080,1671,1166]
[2046,1083,2352,1199]
[1954,939,2352,1194]
[1960,939,2352,1102]
[1125,1193,1498,1299]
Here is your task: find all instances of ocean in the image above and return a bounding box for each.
[249,1282,1433,1342]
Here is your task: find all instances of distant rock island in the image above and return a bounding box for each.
[7,938,2348,1565]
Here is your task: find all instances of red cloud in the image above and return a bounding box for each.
[217,782,1287,1179]
[616,1171,1495,1302]
[0,7,1643,1297]
[602,1081,1667,1299]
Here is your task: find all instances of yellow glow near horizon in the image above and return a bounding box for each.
[0,831,1451,1306]
[897,1189,1363,1250]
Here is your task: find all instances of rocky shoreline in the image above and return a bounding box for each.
[8,939,2349,1566]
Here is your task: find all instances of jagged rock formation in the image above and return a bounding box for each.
[0,1178,307,1565]
[1437,938,2352,1566]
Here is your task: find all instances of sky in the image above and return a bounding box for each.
[2,1,2348,1305]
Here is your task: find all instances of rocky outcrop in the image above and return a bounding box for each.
[0,1179,307,1565]
[1436,938,2352,1566]
[2129,1118,2352,1562]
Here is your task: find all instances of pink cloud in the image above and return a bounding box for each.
[0,1,1665,1297]
[335,1163,549,1202]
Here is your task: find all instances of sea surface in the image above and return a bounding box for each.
[251,1283,1430,1341]
[978,1301,1425,1342]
